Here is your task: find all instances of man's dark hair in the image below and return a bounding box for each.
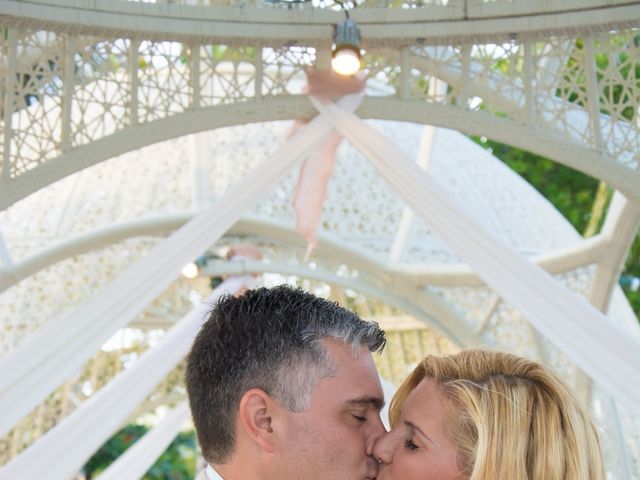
[185,285,386,464]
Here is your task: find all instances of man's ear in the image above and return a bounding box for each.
[238,388,278,454]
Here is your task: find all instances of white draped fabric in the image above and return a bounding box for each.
[0,94,362,439]
[98,402,191,480]
[0,277,252,480]
[309,96,640,413]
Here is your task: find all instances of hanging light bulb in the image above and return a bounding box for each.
[332,18,361,76]
[181,262,199,279]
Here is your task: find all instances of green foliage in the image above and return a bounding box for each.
[145,431,197,480]
[83,424,147,478]
[624,236,640,315]
[82,423,197,479]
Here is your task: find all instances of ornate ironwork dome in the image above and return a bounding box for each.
[0,1,639,477]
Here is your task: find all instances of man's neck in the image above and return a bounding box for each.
[212,461,266,480]
[206,464,223,480]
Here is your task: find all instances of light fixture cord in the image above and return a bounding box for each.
[332,0,353,18]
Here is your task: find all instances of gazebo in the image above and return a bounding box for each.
[0,0,639,478]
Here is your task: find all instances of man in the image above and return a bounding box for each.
[186,285,387,480]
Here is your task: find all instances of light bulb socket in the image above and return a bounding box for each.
[332,18,361,57]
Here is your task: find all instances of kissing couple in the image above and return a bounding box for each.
[186,286,604,480]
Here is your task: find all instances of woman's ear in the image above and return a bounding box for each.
[238,388,278,453]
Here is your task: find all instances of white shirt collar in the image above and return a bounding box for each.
[206,464,224,480]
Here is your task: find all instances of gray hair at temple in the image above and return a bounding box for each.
[185,285,386,464]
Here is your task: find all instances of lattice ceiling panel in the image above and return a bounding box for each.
[72,40,132,145]
[199,45,258,105]
[10,79,62,177]
[362,50,402,98]
[546,39,594,143]
[1,18,638,207]
[261,46,317,96]
[137,41,192,123]
[595,30,640,164]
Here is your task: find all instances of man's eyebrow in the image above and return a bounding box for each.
[405,420,439,450]
[344,396,385,410]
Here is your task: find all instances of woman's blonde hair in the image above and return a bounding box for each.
[389,350,604,480]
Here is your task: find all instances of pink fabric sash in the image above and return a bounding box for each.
[290,69,365,259]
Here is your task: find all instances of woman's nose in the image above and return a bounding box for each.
[372,430,394,464]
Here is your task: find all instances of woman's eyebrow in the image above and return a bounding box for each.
[404,420,439,450]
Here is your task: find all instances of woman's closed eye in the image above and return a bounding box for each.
[404,438,420,451]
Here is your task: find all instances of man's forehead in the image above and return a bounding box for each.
[320,339,378,375]
[316,338,384,405]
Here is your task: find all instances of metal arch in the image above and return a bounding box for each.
[0,213,611,292]
[2,96,639,210]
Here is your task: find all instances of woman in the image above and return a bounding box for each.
[373,350,605,479]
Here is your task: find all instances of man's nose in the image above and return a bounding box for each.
[365,414,387,456]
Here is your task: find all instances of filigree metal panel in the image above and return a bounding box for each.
[199,45,257,105]
[595,30,640,165]
[137,41,192,122]
[261,46,316,96]
[4,31,63,177]
[71,40,132,146]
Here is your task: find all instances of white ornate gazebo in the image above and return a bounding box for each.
[0,1,639,478]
